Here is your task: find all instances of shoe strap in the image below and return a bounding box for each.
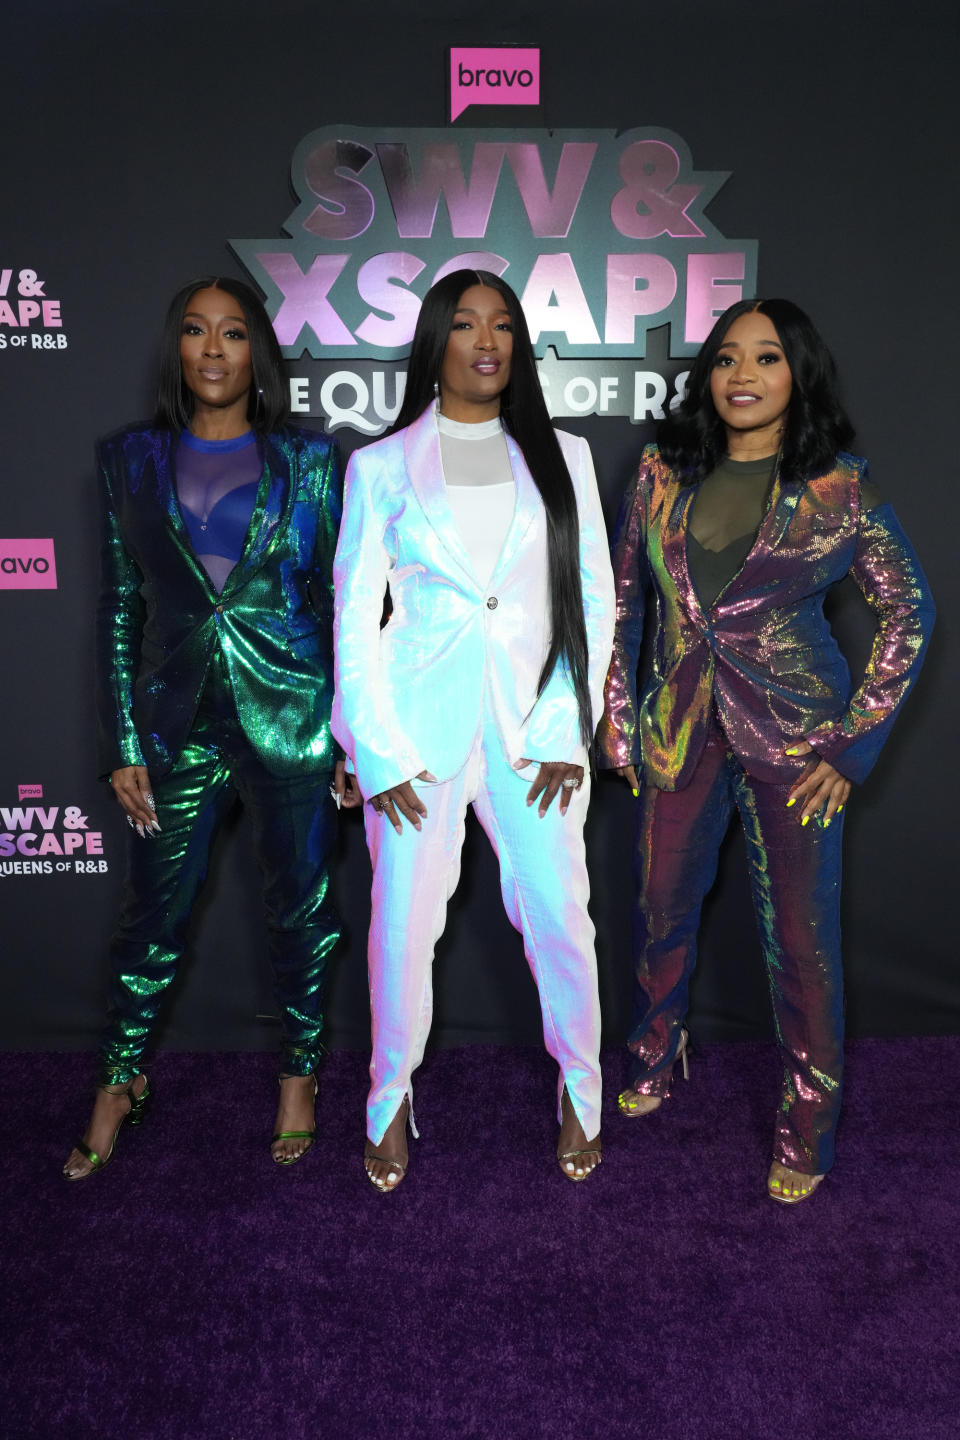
[72,1137,103,1169]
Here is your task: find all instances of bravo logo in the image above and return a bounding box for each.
[450,47,540,121]
[0,538,57,589]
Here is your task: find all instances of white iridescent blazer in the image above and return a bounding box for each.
[331,401,616,799]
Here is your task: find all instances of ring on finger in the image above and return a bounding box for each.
[561,777,579,789]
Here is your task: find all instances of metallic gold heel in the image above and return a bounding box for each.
[618,1029,690,1117]
[364,1095,410,1193]
[271,1074,318,1165]
[557,1086,602,1182]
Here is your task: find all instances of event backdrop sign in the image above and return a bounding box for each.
[232,125,758,434]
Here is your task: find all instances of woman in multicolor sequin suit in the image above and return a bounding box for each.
[63,277,356,1180]
[598,299,934,1203]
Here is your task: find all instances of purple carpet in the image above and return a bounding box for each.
[2,1038,958,1439]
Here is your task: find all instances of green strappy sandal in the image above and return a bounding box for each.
[271,1074,318,1165]
[64,1076,151,1181]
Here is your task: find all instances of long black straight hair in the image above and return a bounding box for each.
[154,275,289,433]
[391,269,594,750]
[658,297,855,484]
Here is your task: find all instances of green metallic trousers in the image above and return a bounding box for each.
[98,657,340,1086]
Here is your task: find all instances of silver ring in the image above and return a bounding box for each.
[561,777,578,789]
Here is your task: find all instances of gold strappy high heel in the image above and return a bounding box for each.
[63,1076,151,1180]
[557,1087,602,1182]
[618,1029,690,1117]
[364,1095,411,1193]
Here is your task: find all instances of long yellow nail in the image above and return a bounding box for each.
[801,815,810,827]
[632,789,639,798]
[786,797,797,808]
[785,746,800,755]
[837,804,844,813]
[823,818,831,828]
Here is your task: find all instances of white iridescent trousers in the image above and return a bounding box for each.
[363,704,602,1147]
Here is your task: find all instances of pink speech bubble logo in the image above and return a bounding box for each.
[0,538,57,589]
[18,784,43,801]
[450,47,540,122]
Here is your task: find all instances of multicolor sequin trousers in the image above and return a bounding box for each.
[98,652,340,1086]
[629,726,844,1176]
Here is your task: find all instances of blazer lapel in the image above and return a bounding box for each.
[660,479,705,626]
[223,433,292,594]
[151,432,217,598]
[403,402,480,586]
[490,432,539,578]
[753,462,801,559]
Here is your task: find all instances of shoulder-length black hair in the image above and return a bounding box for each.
[658,297,855,484]
[391,268,594,750]
[154,275,289,433]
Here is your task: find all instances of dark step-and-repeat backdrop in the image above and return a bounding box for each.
[1,2,955,1054]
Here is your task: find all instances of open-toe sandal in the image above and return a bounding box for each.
[618,1028,690,1118]
[364,1095,410,1194]
[63,1075,151,1181]
[768,1167,824,1205]
[271,1074,318,1166]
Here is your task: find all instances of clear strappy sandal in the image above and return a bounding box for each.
[618,1028,690,1117]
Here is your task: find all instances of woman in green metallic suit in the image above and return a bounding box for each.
[62,276,359,1180]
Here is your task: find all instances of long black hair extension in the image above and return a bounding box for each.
[154,275,289,433]
[658,297,855,485]
[391,269,594,750]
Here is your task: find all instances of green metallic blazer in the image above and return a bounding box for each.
[95,423,341,780]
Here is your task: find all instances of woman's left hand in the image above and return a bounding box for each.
[518,759,584,817]
[784,740,850,826]
[333,759,363,810]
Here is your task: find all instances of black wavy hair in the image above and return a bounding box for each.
[658,297,855,484]
[391,268,594,750]
[154,275,288,432]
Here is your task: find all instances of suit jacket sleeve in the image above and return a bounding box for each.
[595,454,652,770]
[331,449,427,798]
[804,489,935,784]
[517,434,616,763]
[95,438,147,777]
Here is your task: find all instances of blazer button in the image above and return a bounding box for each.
[486,596,498,610]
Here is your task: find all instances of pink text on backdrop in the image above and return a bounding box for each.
[0,539,58,589]
[450,48,540,121]
[18,785,43,801]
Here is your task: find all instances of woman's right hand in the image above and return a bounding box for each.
[110,765,160,836]
[370,771,437,835]
[616,765,640,795]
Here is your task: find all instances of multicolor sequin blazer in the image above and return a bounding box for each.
[95,424,341,779]
[597,444,934,789]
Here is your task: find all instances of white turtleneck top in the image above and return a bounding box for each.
[437,411,516,587]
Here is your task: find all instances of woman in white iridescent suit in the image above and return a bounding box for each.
[332,270,615,1191]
